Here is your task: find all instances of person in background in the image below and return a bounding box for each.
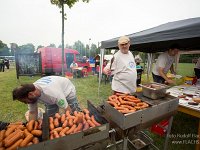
[152,44,180,84]
[135,58,143,86]
[70,61,78,77]
[103,36,137,94]
[4,58,9,69]
[194,57,200,79]
[0,58,5,72]
[12,76,81,121]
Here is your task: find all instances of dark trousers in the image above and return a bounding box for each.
[194,68,200,79]
[45,97,81,117]
[152,73,165,84]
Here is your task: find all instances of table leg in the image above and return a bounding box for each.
[164,116,173,150]
[122,136,128,150]
[196,119,200,150]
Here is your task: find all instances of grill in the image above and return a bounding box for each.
[19,101,110,150]
[103,93,178,130]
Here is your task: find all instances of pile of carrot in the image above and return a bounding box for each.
[0,120,42,150]
[49,109,101,140]
[107,93,149,114]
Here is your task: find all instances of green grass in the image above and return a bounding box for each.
[0,63,198,150]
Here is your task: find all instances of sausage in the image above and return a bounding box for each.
[31,130,42,137]
[60,114,66,123]
[120,105,136,110]
[114,106,129,110]
[73,111,78,116]
[53,118,59,128]
[83,108,89,114]
[4,130,24,147]
[107,101,118,108]
[83,122,89,131]
[6,139,23,150]
[62,120,68,128]
[87,120,95,128]
[27,120,35,132]
[73,123,83,133]
[16,125,26,131]
[65,110,71,117]
[20,134,34,147]
[32,137,39,144]
[91,115,101,126]
[66,124,77,135]
[0,130,6,142]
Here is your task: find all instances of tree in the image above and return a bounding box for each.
[18,43,35,54]
[0,40,10,56]
[73,40,85,56]
[50,0,90,76]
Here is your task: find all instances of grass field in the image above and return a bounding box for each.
[0,63,198,150]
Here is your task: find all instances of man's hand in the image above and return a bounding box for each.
[103,68,111,75]
[166,79,175,85]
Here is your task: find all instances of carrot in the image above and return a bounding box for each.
[49,117,53,123]
[31,130,42,137]
[66,124,77,135]
[36,119,41,130]
[91,115,101,126]
[83,122,90,131]
[20,134,34,147]
[85,113,91,120]
[68,118,74,127]
[24,129,31,137]
[50,127,63,134]
[53,118,59,128]
[83,108,89,114]
[4,130,24,147]
[34,121,39,130]
[5,126,16,137]
[0,130,6,142]
[60,114,66,123]
[55,113,61,120]
[32,137,39,144]
[87,120,95,128]
[62,120,68,128]
[53,131,59,138]
[27,142,33,146]
[49,123,55,131]
[27,120,35,132]
[59,127,69,136]
[6,139,23,150]
[73,123,83,133]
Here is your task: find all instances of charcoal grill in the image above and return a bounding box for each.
[102,92,179,150]
[19,101,110,150]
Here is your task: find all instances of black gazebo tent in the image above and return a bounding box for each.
[101,17,200,52]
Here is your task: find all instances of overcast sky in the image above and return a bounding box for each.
[0,0,200,48]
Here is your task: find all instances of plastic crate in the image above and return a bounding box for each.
[150,119,169,136]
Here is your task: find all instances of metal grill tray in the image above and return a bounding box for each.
[20,100,109,150]
[104,93,179,130]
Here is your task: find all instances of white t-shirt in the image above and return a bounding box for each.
[105,50,137,93]
[152,52,175,76]
[195,58,200,69]
[28,76,76,111]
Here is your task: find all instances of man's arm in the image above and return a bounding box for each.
[28,103,38,121]
[158,67,174,84]
[170,64,176,74]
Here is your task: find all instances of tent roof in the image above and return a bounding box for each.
[101,17,200,53]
